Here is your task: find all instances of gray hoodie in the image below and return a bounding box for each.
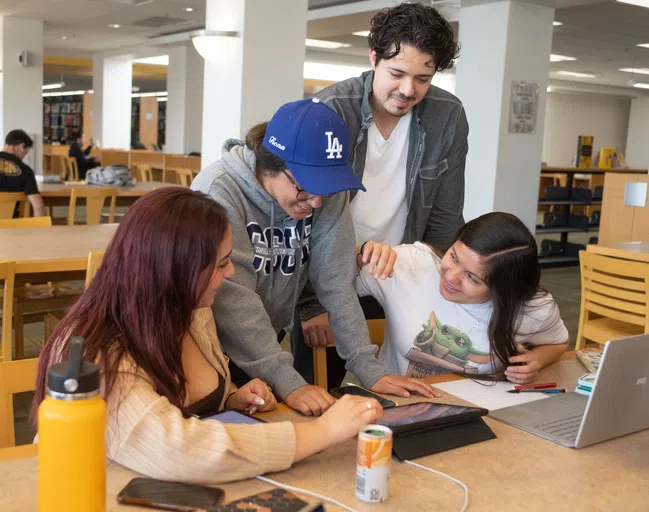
[192,140,388,398]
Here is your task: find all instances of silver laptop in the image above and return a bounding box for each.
[490,335,649,448]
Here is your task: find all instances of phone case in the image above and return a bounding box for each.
[212,487,308,512]
[117,477,224,510]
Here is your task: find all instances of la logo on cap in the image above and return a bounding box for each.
[325,132,343,160]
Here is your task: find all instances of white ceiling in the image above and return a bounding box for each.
[2,0,649,90]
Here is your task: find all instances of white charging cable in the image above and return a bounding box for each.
[255,475,359,512]
[404,460,469,512]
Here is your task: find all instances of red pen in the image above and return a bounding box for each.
[514,382,557,391]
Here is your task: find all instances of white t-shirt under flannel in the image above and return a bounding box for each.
[356,242,569,376]
[350,112,411,246]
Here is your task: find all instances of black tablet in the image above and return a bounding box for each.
[378,401,488,435]
[197,409,266,425]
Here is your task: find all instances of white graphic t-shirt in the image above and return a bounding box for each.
[356,243,569,378]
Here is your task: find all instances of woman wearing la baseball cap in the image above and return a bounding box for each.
[192,98,436,416]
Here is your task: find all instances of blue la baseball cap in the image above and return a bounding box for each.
[262,98,366,196]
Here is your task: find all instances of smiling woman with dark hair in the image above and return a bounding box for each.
[356,212,569,385]
[31,187,383,484]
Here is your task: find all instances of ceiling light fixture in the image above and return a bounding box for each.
[616,0,649,8]
[352,30,370,37]
[632,81,649,89]
[42,90,85,98]
[637,43,649,48]
[133,55,169,66]
[550,54,577,62]
[553,21,563,26]
[132,91,168,98]
[108,24,121,29]
[619,67,649,75]
[305,38,350,49]
[42,82,65,90]
[190,29,240,62]
[61,36,67,40]
[183,7,194,12]
[547,86,552,92]
[554,70,597,78]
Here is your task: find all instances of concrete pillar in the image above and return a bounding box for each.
[166,43,204,155]
[200,0,307,166]
[626,97,649,169]
[0,17,44,172]
[92,54,133,150]
[456,0,554,230]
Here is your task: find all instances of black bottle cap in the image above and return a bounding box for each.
[47,336,100,394]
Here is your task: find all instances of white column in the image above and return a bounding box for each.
[166,43,204,155]
[456,0,554,230]
[200,0,307,166]
[626,97,649,169]
[0,17,44,172]
[92,54,133,150]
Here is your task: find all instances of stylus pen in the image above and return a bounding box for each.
[507,388,566,394]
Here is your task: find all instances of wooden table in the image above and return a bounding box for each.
[39,182,176,208]
[1,354,648,511]
[0,224,117,286]
[587,242,649,264]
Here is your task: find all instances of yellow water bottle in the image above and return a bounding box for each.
[38,336,106,511]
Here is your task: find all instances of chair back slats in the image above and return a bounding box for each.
[85,251,105,289]
[68,187,117,225]
[0,192,26,219]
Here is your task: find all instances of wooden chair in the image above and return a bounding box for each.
[68,187,117,225]
[576,251,649,350]
[0,357,39,447]
[313,319,386,390]
[0,192,27,219]
[42,251,106,345]
[175,168,194,188]
[85,251,104,289]
[0,218,78,360]
[0,217,52,229]
[56,155,69,181]
[137,164,154,182]
[66,157,80,182]
[0,260,16,363]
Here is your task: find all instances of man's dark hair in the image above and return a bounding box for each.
[5,129,33,148]
[368,3,459,71]
[71,130,82,141]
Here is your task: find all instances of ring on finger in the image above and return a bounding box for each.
[365,401,372,410]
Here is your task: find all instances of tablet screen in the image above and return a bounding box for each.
[378,402,482,428]
[200,410,263,425]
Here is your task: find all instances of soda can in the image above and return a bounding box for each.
[355,424,392,503]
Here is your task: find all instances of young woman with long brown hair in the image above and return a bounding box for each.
[32,188,382,484]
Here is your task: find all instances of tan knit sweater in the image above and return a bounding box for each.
[104,308,296,484]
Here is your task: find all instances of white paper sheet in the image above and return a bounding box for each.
[432,379,550,411]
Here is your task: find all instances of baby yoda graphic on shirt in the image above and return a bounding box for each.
[406,311,491,378]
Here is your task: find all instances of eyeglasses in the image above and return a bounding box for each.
[281,169,334,202]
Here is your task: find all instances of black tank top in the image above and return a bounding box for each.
[184,375,227,417]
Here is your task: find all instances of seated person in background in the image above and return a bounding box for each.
[0,129,45,217]
[68,131,98,179]
[356,212,569,384]
[192,98,435,417]
[32,188,382,484]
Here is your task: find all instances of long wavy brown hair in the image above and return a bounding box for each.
[31,187,229,421]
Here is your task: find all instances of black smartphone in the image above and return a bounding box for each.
[117,477,225,511]
[329,385,397,408]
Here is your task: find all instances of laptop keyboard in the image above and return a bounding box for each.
[536,414,583,441]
